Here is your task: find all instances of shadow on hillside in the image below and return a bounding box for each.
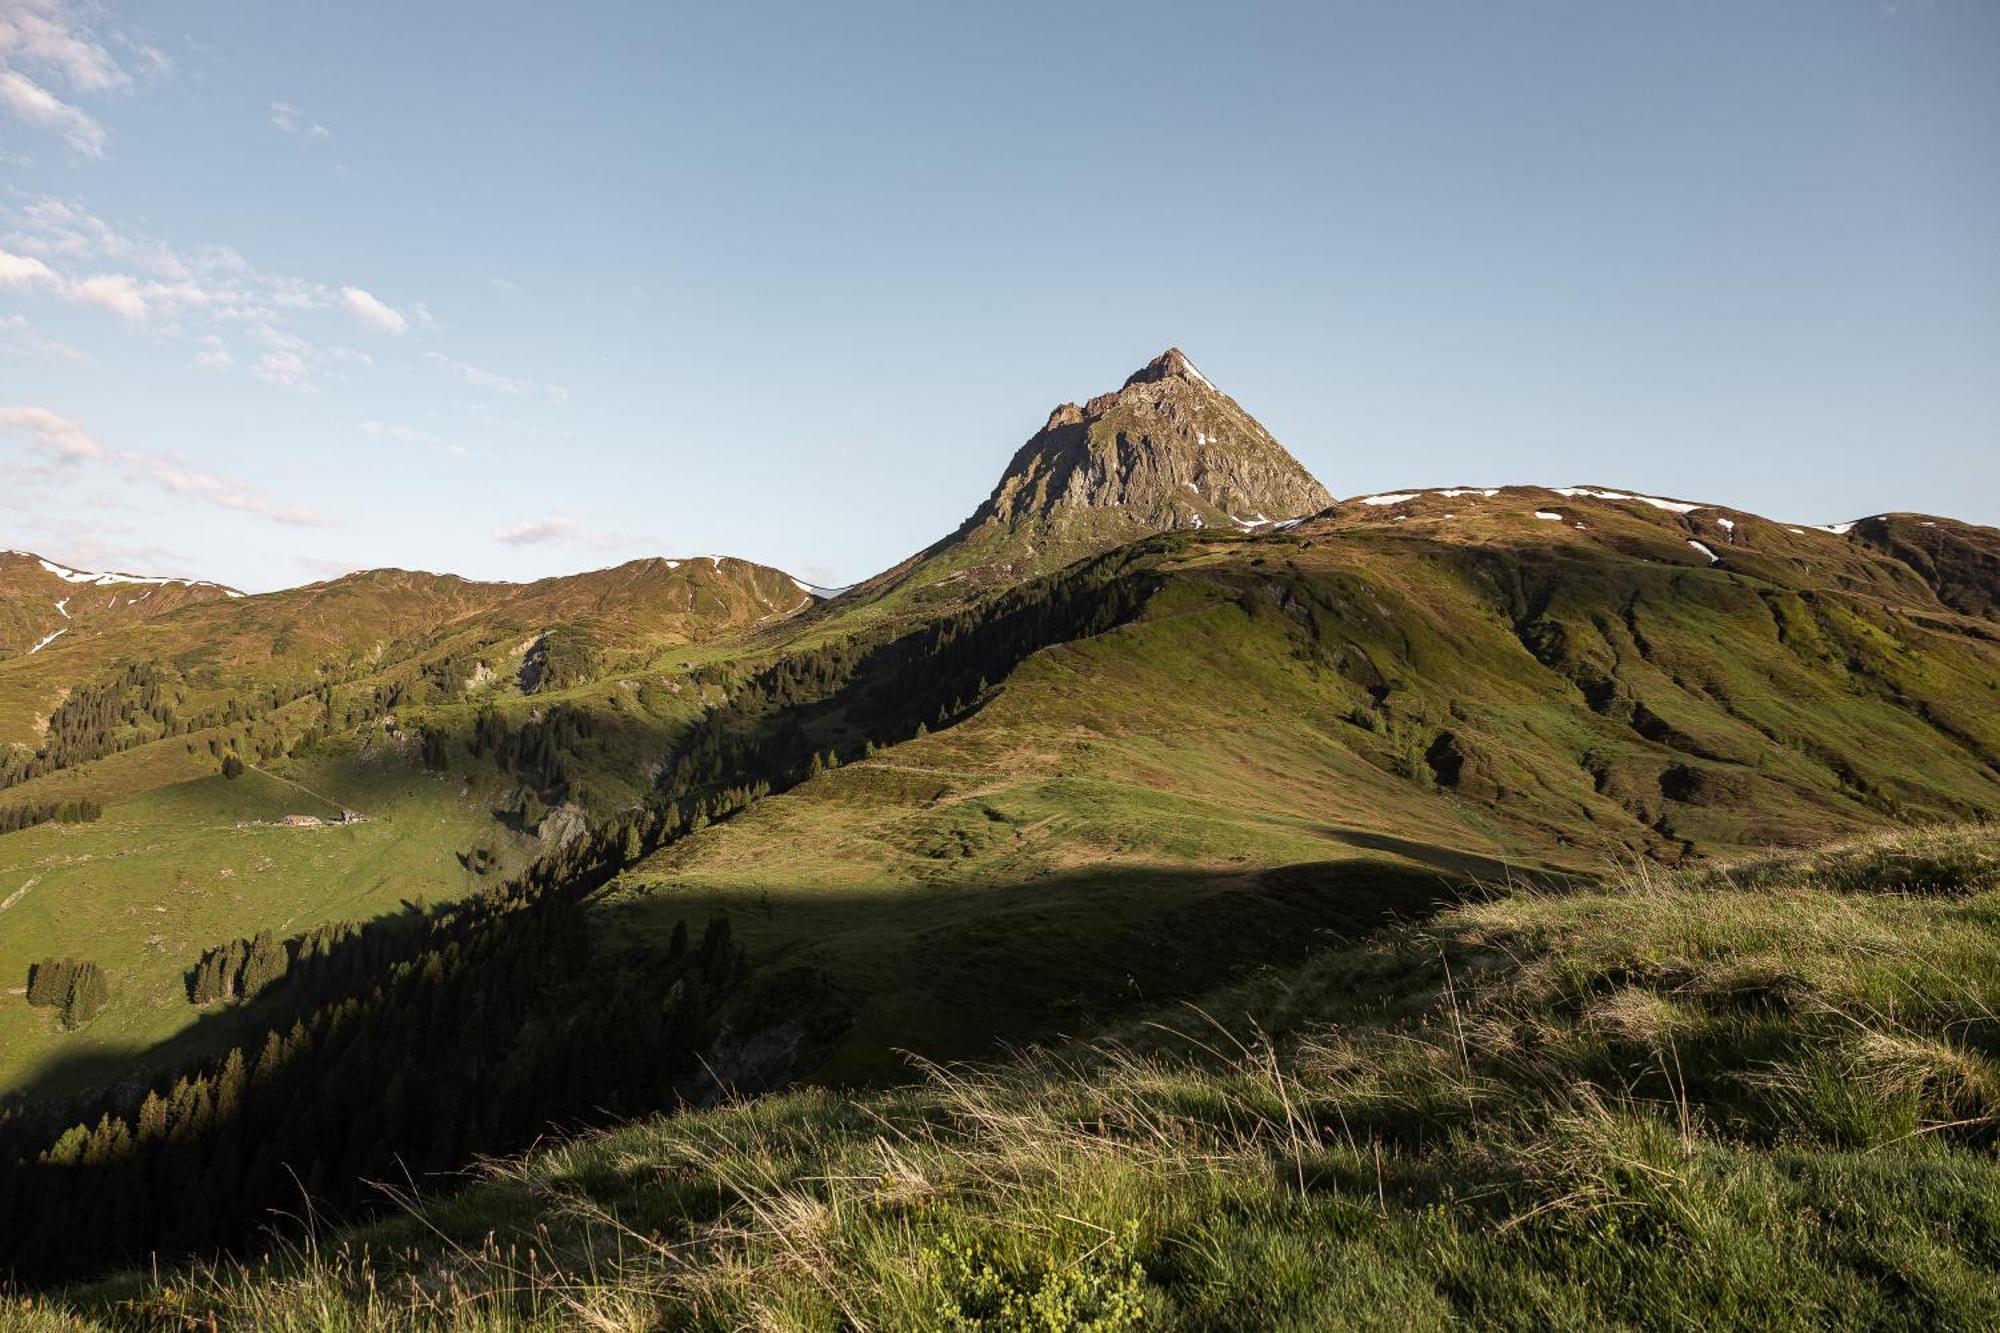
[4,838,1583,1128]
[1310,827,1556,883]
[0,900,429,1129]
[599,849,1581,1084]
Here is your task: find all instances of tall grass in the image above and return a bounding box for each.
[25,825,2000,1330]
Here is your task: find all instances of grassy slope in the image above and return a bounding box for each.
[0,556,801,1098]
[34,823,2000,1330]
[0,756,508,1102]
[604,497,2000,1082]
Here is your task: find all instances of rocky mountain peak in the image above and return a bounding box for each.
[964,347,1332,539]
[1120,346,1213,390]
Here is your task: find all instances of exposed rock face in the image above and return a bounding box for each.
[960,347,1333,538]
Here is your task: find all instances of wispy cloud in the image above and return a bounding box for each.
[358,418,470,459]
[0,246,55,285]
[2,197,437,392]
[0,1,165,155]
[120,452,327,526]
[494,516,576,545]
[0,314,90,363]
[358,419,437,446]
[189,333,231,370]
[70,269,144,318]
[423,351,568,404]
[340,285,407,334]
[425,351,529,396]
[268,100,329,140]
[0,66,102,155]
[0,402,328,525]
[0,403,101,459]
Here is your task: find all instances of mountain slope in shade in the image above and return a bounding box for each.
[0,551,242,660]
[841,348,1333,618]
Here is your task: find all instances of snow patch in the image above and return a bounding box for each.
[34,556,229,591]
[1361,492,1421,506]
[1806,522,1856,535]
[53,599,68,619]
[1688,540,1720,564]
[27,628,67,654]
[1717,518,1735,533]
[1434,487,1499,498]
[1554,486,1703,515]
[1786,528,1807,534]
[1533,511,1563,521]
[790,577,855,600]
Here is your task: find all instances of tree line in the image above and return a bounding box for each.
[0,797,101,836]
[0,814,750,1284]
[0,553,1169,1285]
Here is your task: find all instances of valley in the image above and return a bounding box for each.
[2,350,1996,1317]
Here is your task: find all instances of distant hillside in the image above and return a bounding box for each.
[1,347,1997,1297]
[0,550,241,661]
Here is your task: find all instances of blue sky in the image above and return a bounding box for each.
[0,1,1994,592]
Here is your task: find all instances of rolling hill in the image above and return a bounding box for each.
[0,349,1995,1300]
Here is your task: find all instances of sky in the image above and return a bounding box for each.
[0,1,1994,593]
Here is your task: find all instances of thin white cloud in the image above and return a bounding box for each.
[0,66,103,155]
[2,198,421,385]
[494,516,576,545]
[0,2,132,92]
[0,1,157,155]
[0,403,101,459]
[340,285,407,335]
[0,246,56,285]
[0,314,89,362]
[189,333,231,370]
[253,348,314,392]
[70,270,144,318]
[360,418,472,460]
[424,351,530,396]
[358,419,435,445]
[119,451,327,526]
[0,402,327,525]
[268,100,330,140]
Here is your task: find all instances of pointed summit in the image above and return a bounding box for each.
[967,347,1333,536]
[849,349,1334,616]
[1120,346,1214,390]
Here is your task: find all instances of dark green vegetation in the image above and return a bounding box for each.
[1,350,1997,1321]
[17,825,2000,1329]
[23,960,108,1031]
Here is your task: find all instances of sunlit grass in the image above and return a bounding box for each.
[25,823,2000,1329]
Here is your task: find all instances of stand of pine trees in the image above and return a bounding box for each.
[0,815,748,1283]
[657,547,1163,802]
[0,798,101,836]
[23,959,109,1030]
[185,930,290,1005]
[0,555,1165,1286]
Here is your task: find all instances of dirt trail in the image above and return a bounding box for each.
[0,875,40,912]
[248,766,359,818]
